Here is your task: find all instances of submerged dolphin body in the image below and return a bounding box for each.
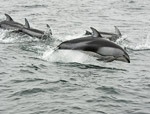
[17,18,52,40]
[0,14,24,30]
[58,27,130,63]
[85,26,122,42]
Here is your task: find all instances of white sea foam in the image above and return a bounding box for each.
[0,29,39,43]
[41,46,100,65]
[126,33,150,51]
[0,30,17,43]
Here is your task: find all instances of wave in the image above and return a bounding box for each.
[127,35,150,51]
[11,78,45,83]
[127,44,150,51]
[0,29,38,43]
[11,88,46,96]
[42,48,98,64]
[23,4,48,8]
[55,62,127,71]
[96,86,120,94]
[116,34,150,51]
[0,28,56,44]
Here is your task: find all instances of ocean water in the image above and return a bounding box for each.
[0,0,150,114]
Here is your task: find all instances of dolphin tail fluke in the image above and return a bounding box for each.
[114,26,122,37]
[85,30,92,35]
[5,14,14,21]
[24,18,30,28]
[90,27,102,38]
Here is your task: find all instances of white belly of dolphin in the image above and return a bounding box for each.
[80,48,128,63]
[80,51,114,61]
[98,47,124,56]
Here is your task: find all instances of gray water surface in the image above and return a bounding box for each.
[0,0,150,114]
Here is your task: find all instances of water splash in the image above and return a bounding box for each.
[116,35,128,44]
[0,30,17,43]
[126,33,150,51]
[115,33,150,51]
[41,46,99,64]
[115,35,130,48]
[0,29,38,43]
[42,47,56,60]
[134,33,150,50]
[42,24,53,41]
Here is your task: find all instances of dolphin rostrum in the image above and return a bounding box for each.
[0,14,24,30]
[85,26,122,42]
[58,27,130,63]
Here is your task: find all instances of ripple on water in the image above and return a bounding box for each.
[11,88,46,96]
[19,69,34,74]
[56,62,127,71]
[23,4,48,8]
[41,79,68,84]
[26,64,40,70]
[0,72,8,75]
[11,78,45,83]
[96,86,120,95]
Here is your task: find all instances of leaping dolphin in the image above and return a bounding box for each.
[0,14,24,30]
[16,18,52,40]
[58,27,130,63]
[85,26,122,42]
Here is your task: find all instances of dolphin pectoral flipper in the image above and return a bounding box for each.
[5,14,14,21]
[114,26,122,37]
[97,56,116,62]
[24,18,30,28]
[104,56,117,62]
[90,27,102,38]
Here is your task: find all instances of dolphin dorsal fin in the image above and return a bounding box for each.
[5,14,14,21]
[46,24,50,28]
[24,18,30,28]
[90,27,102,38]
[85,30,92,35]
[114,26,122,37]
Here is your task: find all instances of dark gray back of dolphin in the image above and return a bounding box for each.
[58,27,130,63]
[18,18,52,40]
[0,14,24,30]
[84,26,122,42]
[20,18,44,38]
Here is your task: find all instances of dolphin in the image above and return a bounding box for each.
[16,18,52,40]
[58,27,130,63]
[84,26,122,42]
[0,14,24,30]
